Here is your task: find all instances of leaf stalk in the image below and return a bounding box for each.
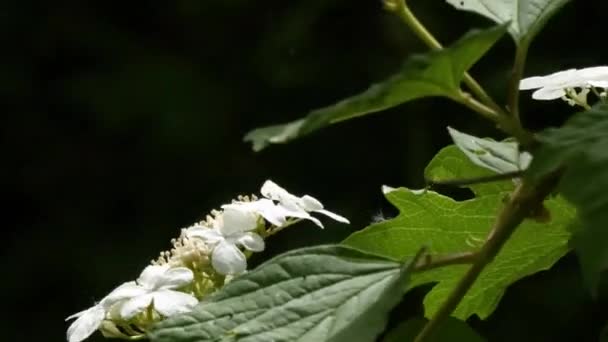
[392,1,504,116]
[413,251,478,272]
[392,1,534,146]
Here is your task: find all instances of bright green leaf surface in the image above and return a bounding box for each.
[424,144,513,197]
[244,25,507,151]
[426,129,525,197]
[344,144,575,320]
[149,245,411,342]
[527,104,608,292]
[445,0,570,42]
[383,317,484,342]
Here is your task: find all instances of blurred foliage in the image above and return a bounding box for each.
[3,0,608,341]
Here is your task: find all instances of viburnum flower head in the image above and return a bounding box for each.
[67,179,350,341]
[186,207,265,275]
[519,66,608,104]
[66,265,197,342]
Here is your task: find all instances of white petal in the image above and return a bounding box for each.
[151,290,198,317]
[519,69,578,90]
[257,209,289,227]
[278,195,304,212]
[577,66,608,80]
[300,195,323,211]
[211,240,247,275]
[153,267,194,290]
[298,215,324,229]
[314,209,350,224]
[519,75,545,90]
[119,293,155,320]
[66,305,105,342]
[223,199,287,227]
[252,200,288,226]
[588,80,608,88]
[532,87,567,100]
[221,207,258,235]
[66,308,88,321]
[137,265,170,289]
[261,180,289,200]
[101,281,146,308]
[276,203,324,227]
[263,181,304,210]
[234,232,265,252]
[186,226,224,244]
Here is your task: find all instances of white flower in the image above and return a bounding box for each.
[65,280,158,342]
[519,68,580,100]
[577,66,608,88]
[223,198,288,227]
[66,265,196,341]
[66,305,106,342]
[117,265,198,320]
[259,180,349,228]
[186,207,265,275]
[519,66,608,102]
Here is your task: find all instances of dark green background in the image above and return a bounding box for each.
[4,1,608,341]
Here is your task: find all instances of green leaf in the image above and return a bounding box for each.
[149,245,413,342]
[244,25,507,151]
[445,0,571,43]
[344,144,575,320]
[447,127,531,175]
[527,104,608,292]
[426,127,530,197]
[424,145,513,197]
[383,317,484,342]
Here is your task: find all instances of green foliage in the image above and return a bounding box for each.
[149,245,414,342]
[527,104,608,292]
[383,317,484,342]
[344,144,575,319]
[445,0,571,43]
[244,25,507,151]
[446,127,531,176]
[424,145,512,197]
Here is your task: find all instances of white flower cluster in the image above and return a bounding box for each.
[519,66,608,107]
[66,180,348,342]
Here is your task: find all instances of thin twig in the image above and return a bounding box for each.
[452,91,502,124]
[406,247,431,272]
[391,1,535,146]
[507,44,529,128]
[393,2,504,115]
[413,251,478,272]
